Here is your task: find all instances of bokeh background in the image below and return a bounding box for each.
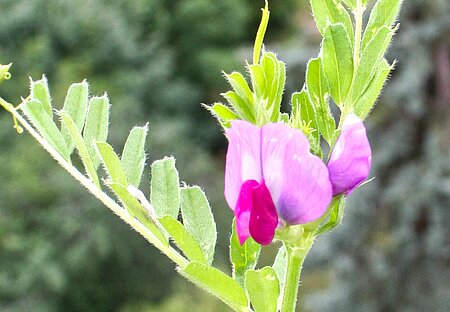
[0,0,449,311]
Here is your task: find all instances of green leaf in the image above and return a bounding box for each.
[121,125,148,188]
[311,0,354,41]
[96,142,128,186]
[31,76,52,116]
[225,72,254,108]
[83,95,110,169]
[230,219,261,287]
[272,245,287,295]
[354,59,393,119]
[159,215,207,264]
[60,81,88,154]
[261,52,286,122]
[316,195,346,235]
[306,58,336,143]
[180,186,216,265]
[248,64,266,99]
[150,157,180,219]
[207,103,239,128]
[59,112,100,188]
[341,0,356,10]
[180,262,248,311]
[291,91,320,154]
[253,0,270,65]
[108,182,168,246]
[245,267,280,312]
[222,91,255,123]
[362,0,403,50]
[21,99,70,161]
[322,23,354,106]
[348,26,394,105]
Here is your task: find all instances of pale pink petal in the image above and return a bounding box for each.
[248,180,278,245]
[328,114,372,195]
[261,123,332,224]
[224,120,262,211]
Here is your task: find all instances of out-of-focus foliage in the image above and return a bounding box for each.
[0,0,298,311]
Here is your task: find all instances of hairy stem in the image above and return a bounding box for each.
[280,235,315,312]
[1,97,188,268]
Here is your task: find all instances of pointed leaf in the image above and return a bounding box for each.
[225,72,254,107]
[121,125,148,187]
[61,81,88,154]
[21,99,70,161]
[291,90,321,153]
[230,219,261,287]
[207,103,239,128]
[322,23,354,106]
[248,64,266,99]
[150,157,180,219]
[245,267,280,312]
[180,186,216,265]
[311,0,354,41]
[180,262,248,311]
[31,76,52,116]
[354,59,393,119]
[83,95,110,169]
[362,0,403,49]
[306,58,336,143]
[253,1,270,65]
[96,142,128,186]
[349,26,394,105]
[159,215,207,264]
[342,0,356,10]
[261,52,286,121]
[59,112,100,188]
[108,182,168,245]
[222,91,255,122]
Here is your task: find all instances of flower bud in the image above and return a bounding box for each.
[327,114,372,196]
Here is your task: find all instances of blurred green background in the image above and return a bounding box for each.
[0,0,449,311]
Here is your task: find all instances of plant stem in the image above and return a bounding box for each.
[280,235,315,312]
[1,98,188,268]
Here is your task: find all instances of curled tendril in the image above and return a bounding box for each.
[3,71,11,80]
[0,96,27,134]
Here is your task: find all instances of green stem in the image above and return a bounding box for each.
[1,97,189,268]
[281,235,315,312]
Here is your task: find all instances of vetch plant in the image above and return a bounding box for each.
[0,0,402,311]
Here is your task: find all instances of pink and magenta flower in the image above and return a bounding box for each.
[224,114,372,245]
[224,120,332,245]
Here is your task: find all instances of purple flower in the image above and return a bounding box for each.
[327,114,372,196]
[225,120,332,245]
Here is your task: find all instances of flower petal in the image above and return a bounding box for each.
[249,180,278,245]
[224,120,262,211]
[234,180,259,245]
[261,123,332,224]
[328,114,372,195]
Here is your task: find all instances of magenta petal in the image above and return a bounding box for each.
[235,180,259,245]
[249,180,278,245]
[224,120,262,212]
[261,123,332,224]
[328,114,372,196]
